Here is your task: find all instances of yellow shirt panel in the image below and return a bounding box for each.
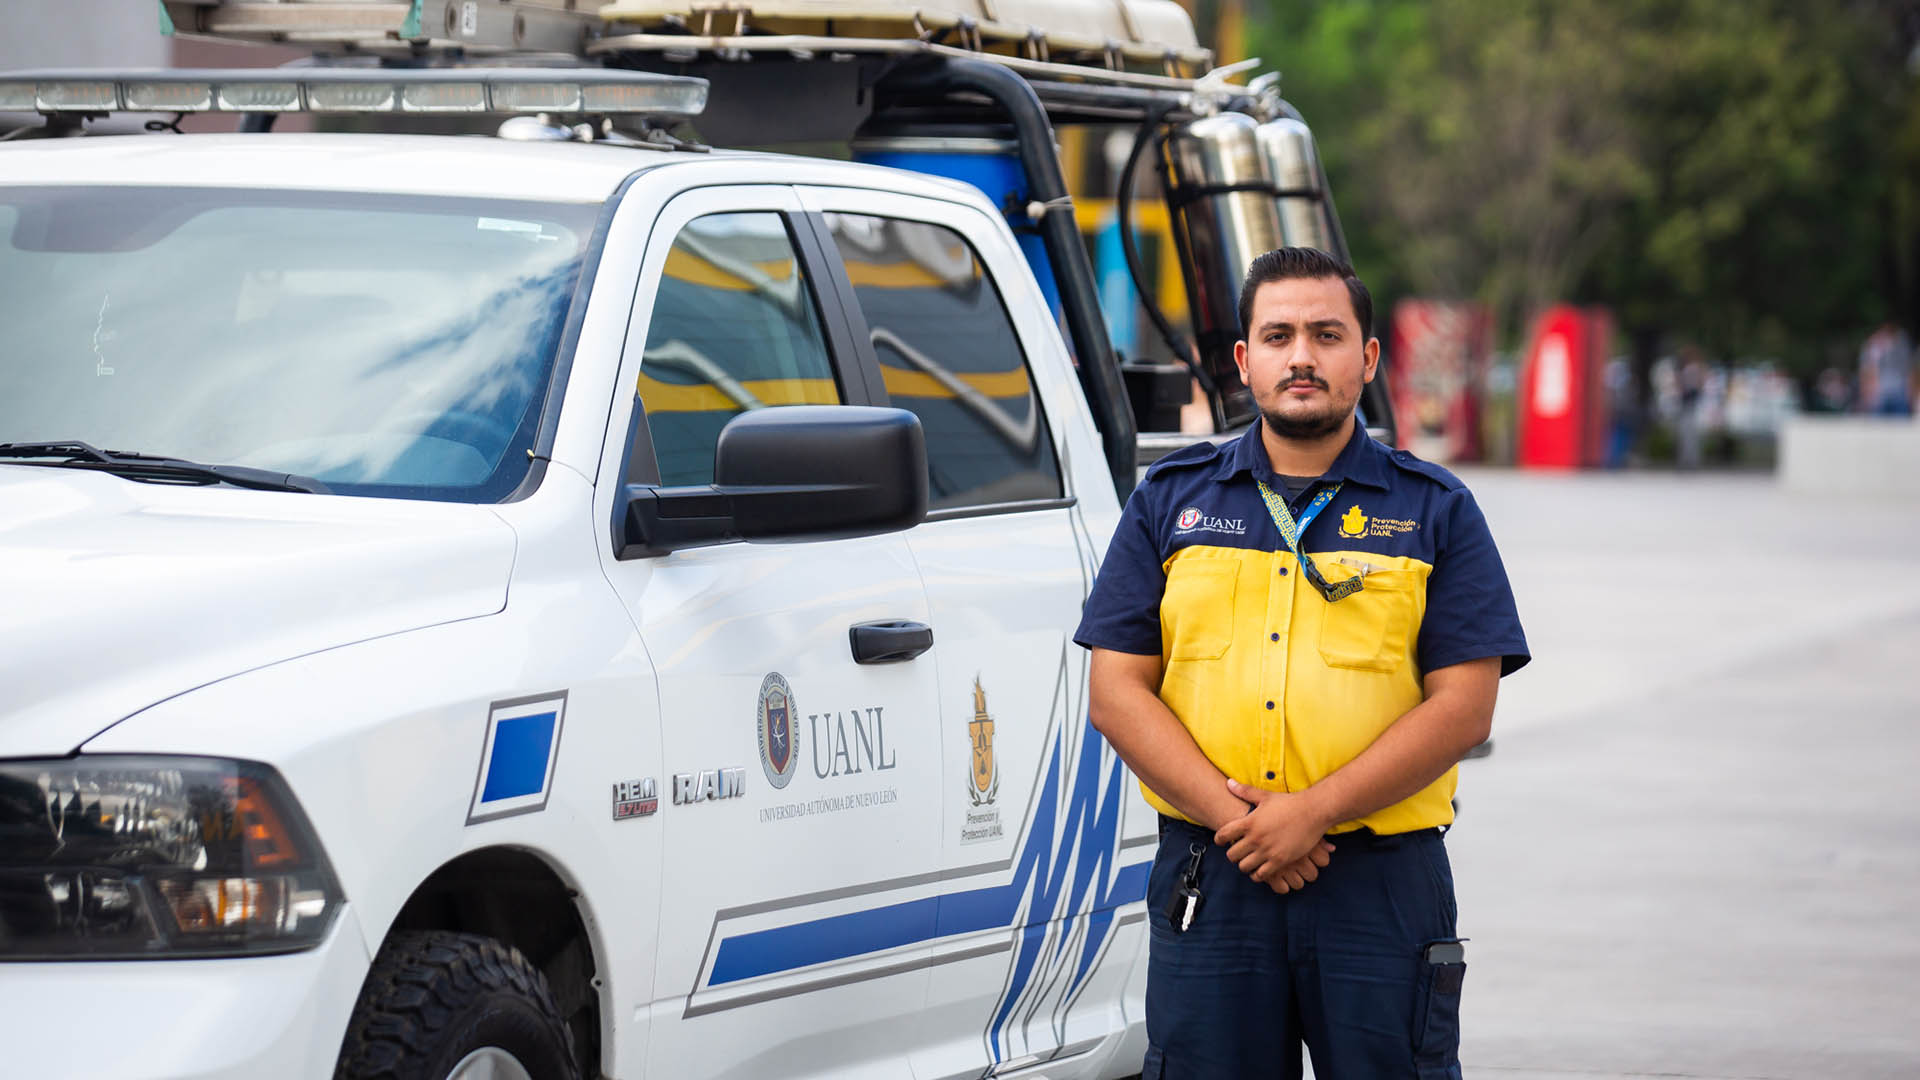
[1148,544,1452,835]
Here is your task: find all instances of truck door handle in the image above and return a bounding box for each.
[849,620,933,664]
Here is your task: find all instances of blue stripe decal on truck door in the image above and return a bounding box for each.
[707,709,1150,986]
[707,860,1150,985]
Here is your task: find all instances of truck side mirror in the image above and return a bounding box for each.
[618,406,928,558]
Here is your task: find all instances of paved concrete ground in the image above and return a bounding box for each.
[1441,469,1920,1079]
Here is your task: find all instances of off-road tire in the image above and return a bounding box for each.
[336,930,579,1080]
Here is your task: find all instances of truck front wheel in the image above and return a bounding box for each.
[336,930,579,1080]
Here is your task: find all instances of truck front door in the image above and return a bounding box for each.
[596,186,945,1079]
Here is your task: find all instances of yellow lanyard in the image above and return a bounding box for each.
[1254,478,1363,602]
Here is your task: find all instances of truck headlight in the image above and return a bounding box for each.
[0,756,344,960]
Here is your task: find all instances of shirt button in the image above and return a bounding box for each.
[1270,632,1280,642]
[1278,567,1290,576]
[1266,771,1276,780]
[1265,700,1274,710]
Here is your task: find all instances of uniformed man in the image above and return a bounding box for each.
[1076,247,1528,1078]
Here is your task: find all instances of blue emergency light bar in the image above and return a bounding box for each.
[0,67,708,117]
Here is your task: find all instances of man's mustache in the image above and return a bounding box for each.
[1279,371,1330,391]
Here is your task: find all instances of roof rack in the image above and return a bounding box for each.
[160,0,1215,89]
[597,0,1210,84]
[592,35,1200,91]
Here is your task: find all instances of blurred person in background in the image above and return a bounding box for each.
[1812,367,1855,414]
[1676,347,1710,469]
[1604,356,1639,466]
[1857,321,1914,417]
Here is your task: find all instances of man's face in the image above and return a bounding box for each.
[1234,275,1379,441]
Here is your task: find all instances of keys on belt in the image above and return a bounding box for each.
[1162,842,1206,933]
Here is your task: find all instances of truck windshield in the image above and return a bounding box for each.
[0,186,600,502]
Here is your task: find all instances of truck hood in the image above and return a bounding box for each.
[0,467,516,755]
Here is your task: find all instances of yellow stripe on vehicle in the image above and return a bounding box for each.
[637,369,1031,413]
[841,259,966,290]
[662,248,798,291]
[636,375,839,413]
[879,367,1034,400]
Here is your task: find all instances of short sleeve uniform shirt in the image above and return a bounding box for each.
[1074,422,1529,836]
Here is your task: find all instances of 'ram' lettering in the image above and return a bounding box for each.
[671,769,743,805]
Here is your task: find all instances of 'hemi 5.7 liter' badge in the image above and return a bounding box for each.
[613,778,659,820]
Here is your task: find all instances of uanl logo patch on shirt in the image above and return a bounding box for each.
[1174,505,1246,536]
[1339,504,1419,540]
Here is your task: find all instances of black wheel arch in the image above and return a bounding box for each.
[382,847,603,1077]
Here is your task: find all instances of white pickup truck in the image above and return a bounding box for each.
[0,3,1401,1062]
[0,95,1159,1078]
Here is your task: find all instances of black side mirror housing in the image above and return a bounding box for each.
[619,405,928,558]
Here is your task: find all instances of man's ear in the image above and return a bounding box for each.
[1362,337,1380,383]
[1233,339,1251,386]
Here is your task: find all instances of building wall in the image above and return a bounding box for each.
[3,0,171,69]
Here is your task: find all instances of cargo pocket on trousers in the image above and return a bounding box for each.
[1140,1045,1167,1080]
[1414,942,1466,1078]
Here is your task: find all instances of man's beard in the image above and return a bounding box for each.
[1260,376,1351,440]
[1261,406,1349,440]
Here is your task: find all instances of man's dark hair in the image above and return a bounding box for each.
[1237,247,1373,342]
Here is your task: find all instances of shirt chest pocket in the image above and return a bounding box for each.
[1315,565,1420,673]
[1161,560,1240,662]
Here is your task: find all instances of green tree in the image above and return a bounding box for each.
[1583,0,1906,383]
[1251,0,1919,388]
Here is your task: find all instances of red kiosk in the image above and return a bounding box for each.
[1517,304,1612,469]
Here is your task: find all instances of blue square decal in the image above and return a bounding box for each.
[481,711,557,803]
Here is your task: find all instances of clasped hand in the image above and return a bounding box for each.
[1214,779,1335,894]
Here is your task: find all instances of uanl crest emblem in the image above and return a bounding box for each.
[758,672,797,789]
[968,677,999,806]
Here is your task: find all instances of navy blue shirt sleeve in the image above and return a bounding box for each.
[1074,484,1167,656]
[1417,487,1530,676]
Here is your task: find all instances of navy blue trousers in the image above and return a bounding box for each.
[1142,817,1464,1080]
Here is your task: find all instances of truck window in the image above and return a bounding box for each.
[637,212,838,486]
[822,213,1062,512]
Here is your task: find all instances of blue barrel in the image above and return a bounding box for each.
[851,133,1063,319]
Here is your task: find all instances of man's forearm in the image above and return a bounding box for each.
[1090,673,1248,831]
[1295,658,1499,831]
